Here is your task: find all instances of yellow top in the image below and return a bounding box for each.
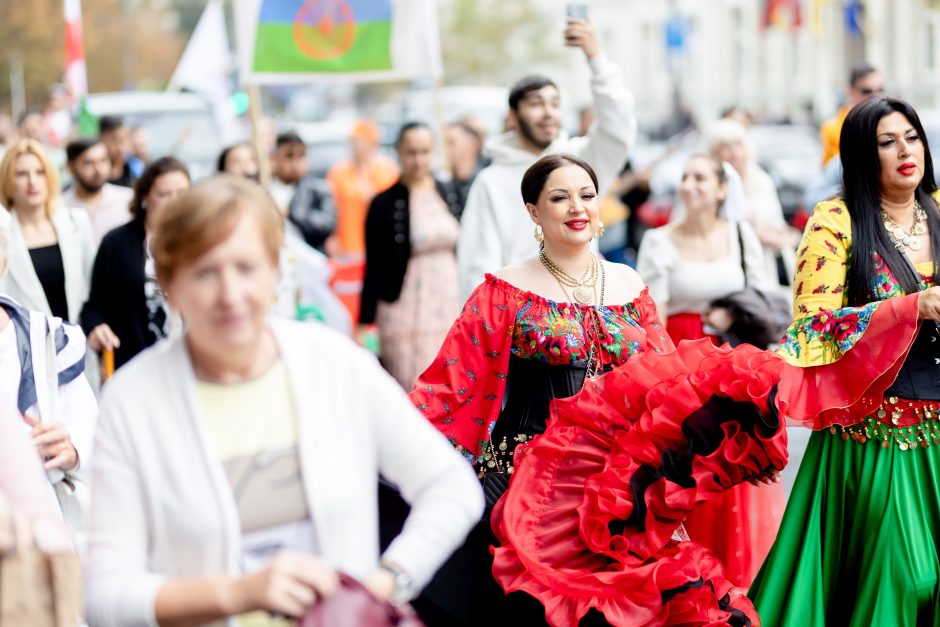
[778,195,935,367]
[196,361,303,627]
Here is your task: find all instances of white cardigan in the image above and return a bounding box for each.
[0,207,95,323]
[84,319,484,627]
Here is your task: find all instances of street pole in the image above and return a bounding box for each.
[247,82,270,188]
[10,51,25,121]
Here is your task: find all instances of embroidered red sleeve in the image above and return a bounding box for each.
[639,291,675,354]
[409,280,518,464]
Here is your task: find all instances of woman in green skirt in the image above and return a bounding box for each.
[749,96,940,625]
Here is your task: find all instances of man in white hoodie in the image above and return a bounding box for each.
[456,17,636,298]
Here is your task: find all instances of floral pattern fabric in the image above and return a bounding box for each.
[410,274,672,463]
[778,198,934,367]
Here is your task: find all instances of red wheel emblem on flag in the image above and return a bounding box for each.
[293,0,357,60]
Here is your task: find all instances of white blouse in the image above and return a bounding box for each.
[636,220,769,317]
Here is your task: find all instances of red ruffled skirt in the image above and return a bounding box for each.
[666,313,785,588]
[490,339,788,626]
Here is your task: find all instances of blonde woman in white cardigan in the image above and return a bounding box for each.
[84,176,483,627]
[0,139,94,324]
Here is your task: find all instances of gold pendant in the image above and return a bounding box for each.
[909,239,922,251]
[573,286,593,304]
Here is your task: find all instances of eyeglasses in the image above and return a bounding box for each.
[858,87,885,96]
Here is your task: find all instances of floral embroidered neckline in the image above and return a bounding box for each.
[484,273,651,312]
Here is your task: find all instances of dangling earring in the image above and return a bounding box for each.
[534,224,544,243]
[595,221,605,239]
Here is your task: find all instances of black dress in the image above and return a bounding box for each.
[80,214,163,369]
[28,244,69,321]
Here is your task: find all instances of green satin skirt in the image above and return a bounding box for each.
[749,429,940,626]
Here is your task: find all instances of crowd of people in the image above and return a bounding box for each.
[2,13,940,627]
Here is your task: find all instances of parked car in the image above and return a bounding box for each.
[84,92,223,181]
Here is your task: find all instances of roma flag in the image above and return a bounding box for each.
[236,0,441,83]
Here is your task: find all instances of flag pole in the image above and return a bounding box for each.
[247,82,270,188]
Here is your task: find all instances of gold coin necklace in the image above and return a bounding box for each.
[539,249,598,305]
[882,201,927,252]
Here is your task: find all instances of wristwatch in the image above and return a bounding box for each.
[379,561,415,604]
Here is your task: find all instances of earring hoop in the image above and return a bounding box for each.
[534,224,544,243]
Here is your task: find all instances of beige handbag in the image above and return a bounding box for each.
[0,509,81,627]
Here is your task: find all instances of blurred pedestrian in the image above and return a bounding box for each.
[0,112,13,155]
[270,131,336,252]
[327,120,399,258]
[360,122,462,389]
[62,138,134,244]
[0,403,72,554]
[806,62,886,207]
[0,209,97,553]
[441,119,490,218]
[99,115,142,188]
[42,84,73,148]
[457,14,636,298]
[268,174,352,335]
[0,139,93,324]
[83,176,482,627]
[130,126,150,166]
[636,154,784,588]
[705,118,798,288]
[720,104,754,129]
[820,61,883,166]
[217,142,259,180]
[17,109,45,143]
[80,157,190,371]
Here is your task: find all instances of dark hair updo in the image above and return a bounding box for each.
[521,154,599,207]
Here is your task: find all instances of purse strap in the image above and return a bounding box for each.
[737,223,749,288]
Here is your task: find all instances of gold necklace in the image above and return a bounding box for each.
[882,201,927,252]
[539,250,598,304]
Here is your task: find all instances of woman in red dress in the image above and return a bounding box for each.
[636,155,785,589]
[410,154,787,626]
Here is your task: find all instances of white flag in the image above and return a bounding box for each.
[169,0,241,143]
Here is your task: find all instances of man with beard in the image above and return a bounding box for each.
[62,138,134,244]
[456,16,636,298]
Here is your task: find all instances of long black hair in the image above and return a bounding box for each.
[841,97,940,305]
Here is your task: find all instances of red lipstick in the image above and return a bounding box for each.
[565,219,589,231]
[898,162,917,176]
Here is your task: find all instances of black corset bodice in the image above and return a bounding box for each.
[884,323,940,401]
[490,356,589,445]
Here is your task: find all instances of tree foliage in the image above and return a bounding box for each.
[0,0,185,111]
[439,0,564,85]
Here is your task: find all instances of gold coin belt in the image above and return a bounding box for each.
[477,433,531,478]
[827,397,940,451]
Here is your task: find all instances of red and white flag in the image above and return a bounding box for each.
[64,0,88,97]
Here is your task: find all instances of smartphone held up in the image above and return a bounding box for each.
[566,3,589,20]
[565,3,589,48]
